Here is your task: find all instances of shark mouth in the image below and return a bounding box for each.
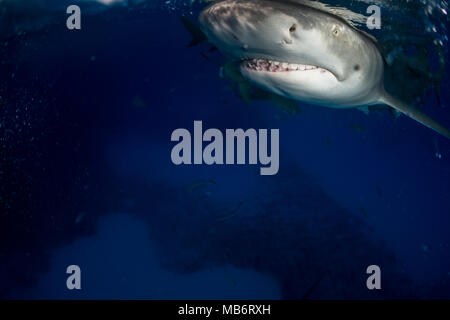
[242,58,330,74]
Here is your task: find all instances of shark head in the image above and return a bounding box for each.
[199,0,384,107]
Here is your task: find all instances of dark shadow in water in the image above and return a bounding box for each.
[116,163,416,299]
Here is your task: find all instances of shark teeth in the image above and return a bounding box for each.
[244,59,319,72]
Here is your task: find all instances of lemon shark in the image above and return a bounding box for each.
[197,0,450,139]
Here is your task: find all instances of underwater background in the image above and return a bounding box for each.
[0,0,450,299]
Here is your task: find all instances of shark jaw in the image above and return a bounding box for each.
[239,57,341,105]
[241,58,334,76]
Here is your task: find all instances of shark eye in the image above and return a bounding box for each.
[289,24,296,33]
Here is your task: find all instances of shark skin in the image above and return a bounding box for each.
[198,0,450,139]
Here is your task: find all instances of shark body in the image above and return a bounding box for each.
[198,0,450,139]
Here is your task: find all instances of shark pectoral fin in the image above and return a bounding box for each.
[238,82,252,105]
[270,94,301,115]
[379,92,450,139]
[180,17,207,47]
[357,106,370,115]
[389,107,401,119]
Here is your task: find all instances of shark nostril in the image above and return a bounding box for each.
[289,24,296,33]
[353,64,360,71]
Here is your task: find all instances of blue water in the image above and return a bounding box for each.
[1,0,450,299]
